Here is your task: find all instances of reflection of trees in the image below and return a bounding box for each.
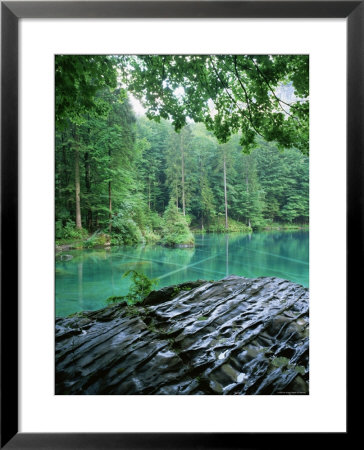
[77,262,84,308]
[230,231,309,283]
[225,234,229,277]
[109,245,196,282]
[71,249,109,264]
[56,231,308,316]
[247,231,309,262]
[194,231,308,285]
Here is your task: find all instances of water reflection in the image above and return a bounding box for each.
[56,230,308,316]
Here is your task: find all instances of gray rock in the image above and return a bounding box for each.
[55,275,309,395]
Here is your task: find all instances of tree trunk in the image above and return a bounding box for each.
[176,178,179,209]
[74,133,82,229]
[246,172,249,229]
[181,132,186,216]
[108,112,113,234]
[85,151,92,230]
[108,180,112,234]
[225,234,229,276]
[108,143,112,233]
[148,178,151,210]
[223,153,228,230]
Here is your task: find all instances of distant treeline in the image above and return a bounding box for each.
[56,90,308,246]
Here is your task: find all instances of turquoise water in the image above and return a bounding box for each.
[55,231,309,316]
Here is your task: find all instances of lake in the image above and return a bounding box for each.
[55,230,309,317]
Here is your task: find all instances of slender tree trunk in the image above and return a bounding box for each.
[74,133,82,229]
[246,172,249,229]
[200,153,204,231]
[176,178,179,209]
[181,132,186,216]
[223,153,228,230]
[108,180,112,233]
[85,151,92,230]
[108,111,113,234]
[225,234,229,276]
[148,178,151,210]
[108,141,112,233]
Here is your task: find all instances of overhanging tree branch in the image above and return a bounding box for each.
[247,56,302,125]
[232,56,265,138]
[210,56,264,139]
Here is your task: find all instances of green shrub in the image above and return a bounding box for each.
[55,220,64,240]
[111,214,144,245]
[146,210,164,232]
[84,232,110,248]
[106,270,158,305]
[143,228,161,243]
[56,220,88,241]
[264,222,309,231]
[161,202,194,247]
[110,235,124,246]
[207,217,251,233]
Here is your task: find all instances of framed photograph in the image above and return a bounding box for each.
[1,1,354,447]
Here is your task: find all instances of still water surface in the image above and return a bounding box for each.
[55,231,308,316]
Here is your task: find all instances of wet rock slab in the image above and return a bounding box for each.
[55,276,309,395]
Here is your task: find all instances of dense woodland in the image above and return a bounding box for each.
[55,55,309,247]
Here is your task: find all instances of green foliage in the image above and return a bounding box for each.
[265,222,308,231]
[271,356,290,368]
[106,270,158,305]
[123,55,309,154]
[294,366,306,376]
[56,220,88,241]
[55,55,118,127]
[271,356,306,376]
[142,228,161,244]
[207,217,251,233]
[56,55,309,250]
[84,233,110,248]
[254,142,309,224]
[105,296,127,305]
[146,210,164,232]
[111,214,144,245]
[56,89,138,237]
[55,220,64,240]
[161,201,195,246]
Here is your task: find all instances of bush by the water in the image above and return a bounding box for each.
[109,208,163,246]
[111,214,144,245]
[161,202,194,247]
[84,232,110,248]
[207,217,252,233]
[55,220,88,242]
[264,221,309,231]
[106,270,158,305]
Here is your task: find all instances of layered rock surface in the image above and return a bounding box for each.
[55,276,309,395]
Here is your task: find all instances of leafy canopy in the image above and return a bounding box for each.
[55,55,119,127]
[120,55,309,154]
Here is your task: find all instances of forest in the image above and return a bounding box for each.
[55,55,309,248]
[55,54,310,395]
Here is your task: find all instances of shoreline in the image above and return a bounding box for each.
[56,226,309,251]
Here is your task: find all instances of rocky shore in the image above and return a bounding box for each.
[56,275,309,395]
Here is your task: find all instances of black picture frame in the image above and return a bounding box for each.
[1,1,355,448]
